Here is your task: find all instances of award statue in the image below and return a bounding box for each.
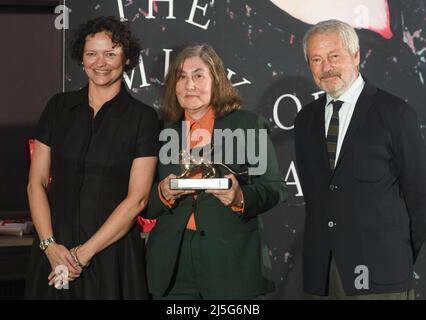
[169,149,247,190]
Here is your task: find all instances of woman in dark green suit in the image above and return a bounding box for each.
[145,44,287,299]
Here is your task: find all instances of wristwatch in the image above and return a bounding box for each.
[39,236,56,251]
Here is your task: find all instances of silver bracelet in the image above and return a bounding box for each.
[71,245,91,268]
[39,236,56,251]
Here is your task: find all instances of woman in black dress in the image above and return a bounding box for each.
[25,16,159,299]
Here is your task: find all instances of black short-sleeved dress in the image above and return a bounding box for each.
[24,84,160,299]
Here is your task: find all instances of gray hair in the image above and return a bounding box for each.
[302,19,360,62]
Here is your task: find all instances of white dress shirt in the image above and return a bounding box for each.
[325,74,365,165]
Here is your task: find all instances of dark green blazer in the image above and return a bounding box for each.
[144,109,287,299]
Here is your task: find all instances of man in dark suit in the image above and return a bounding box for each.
[294,19,426,299]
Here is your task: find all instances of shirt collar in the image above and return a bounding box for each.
[184,106,215,129]
[326,74,364,107]
[65,83,131,117]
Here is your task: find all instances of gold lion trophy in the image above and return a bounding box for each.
[169,149,247,190]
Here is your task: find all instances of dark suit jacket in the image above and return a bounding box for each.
[144,109,288,299]
[294,79,426,295]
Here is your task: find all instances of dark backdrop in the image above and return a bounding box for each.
[0,2,61,212]
[63,0,426,300]
[1,0,424,299]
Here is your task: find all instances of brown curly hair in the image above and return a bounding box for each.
[70,16,141,72]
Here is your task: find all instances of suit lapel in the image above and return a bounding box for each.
[312,96,333,174]
[212,113,229,131]
[195,113,230,201]
[159,121,184,177]
[210,112,231,164]
[334,80,376,171]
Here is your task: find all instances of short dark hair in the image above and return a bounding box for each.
[161,44,243,123]
[70,16,141,72]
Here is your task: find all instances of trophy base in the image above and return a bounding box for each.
[170,178,231,190]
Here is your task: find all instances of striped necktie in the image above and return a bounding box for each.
[326,100,343,170]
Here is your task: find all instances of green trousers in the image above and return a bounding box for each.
[153,230,264,300]
[306,257,415,300]
[154,229,203,300]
